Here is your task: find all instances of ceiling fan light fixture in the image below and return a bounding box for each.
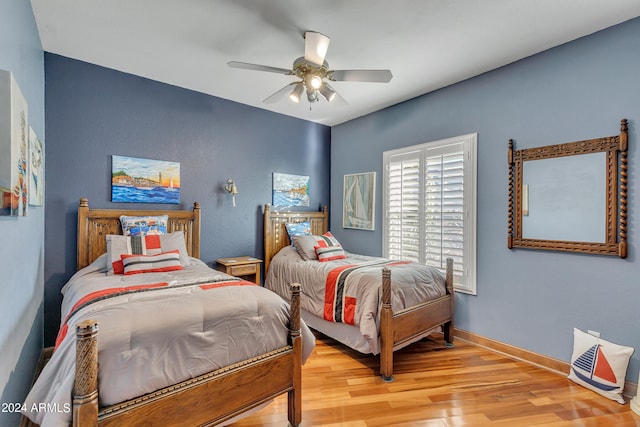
[288,83,304,103]
[229,31,391,108]
[310,74,323,89]
[319,83,337,102]
[306,89,319,103]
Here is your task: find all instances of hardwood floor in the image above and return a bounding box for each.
[233,333,640,426]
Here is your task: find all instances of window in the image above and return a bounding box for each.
[383,133,477,294]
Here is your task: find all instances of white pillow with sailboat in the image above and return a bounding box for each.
[568,328,634,404]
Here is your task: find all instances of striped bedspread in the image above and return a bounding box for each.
[323,260,410,324]
[23,255,315,426]
[265,246,447,354]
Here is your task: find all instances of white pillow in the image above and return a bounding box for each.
[292,235,320,260]
[567,328,634,404]
[161,231,191,267]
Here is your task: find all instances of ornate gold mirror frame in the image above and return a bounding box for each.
[508,119,628,258]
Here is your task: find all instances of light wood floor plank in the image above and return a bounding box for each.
[233,333,639,426]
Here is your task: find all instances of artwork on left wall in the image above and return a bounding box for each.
[0,69,29,217]
[111,155,180,204]
[29,127,44,206]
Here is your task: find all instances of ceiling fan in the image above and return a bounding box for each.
[228,31,393,106]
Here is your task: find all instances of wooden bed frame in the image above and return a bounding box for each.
[63,198,304,426]
[263,203,454,382]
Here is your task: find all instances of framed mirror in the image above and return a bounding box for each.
[508,119,628,258]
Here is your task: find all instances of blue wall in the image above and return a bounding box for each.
[0,1,44,426]
[43,54,331,345]
[331,17,640,382]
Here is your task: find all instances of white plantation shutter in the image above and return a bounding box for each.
[425,149,464,272]
[387,153,421,262]
[383,134,477,294]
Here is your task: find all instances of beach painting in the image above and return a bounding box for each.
[343,172,375,230]
[111,155,180,204]
[272,172,310,207]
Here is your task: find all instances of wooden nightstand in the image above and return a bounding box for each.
[215,256,263,285]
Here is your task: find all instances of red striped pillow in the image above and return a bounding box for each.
[314,232,346,262]
[120,250,183,275]
[315,231,341,248]
[106,232,189,275]
[315,245,346,262]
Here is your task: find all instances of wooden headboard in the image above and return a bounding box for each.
[77,198,201,270]
[263,203,328,273]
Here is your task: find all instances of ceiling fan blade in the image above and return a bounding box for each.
[330,90,349,107]
[304,31,331,67]
[329,69,393,83]
[263,83,299,104]
[227,61,292,75]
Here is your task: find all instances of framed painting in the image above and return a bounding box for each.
[0,69,29,216]
[29,127,44,206]
[111,155,180,204]
[343,172,375,230]
[272,172,310,207]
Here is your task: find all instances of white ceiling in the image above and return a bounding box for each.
[30,0,640,126]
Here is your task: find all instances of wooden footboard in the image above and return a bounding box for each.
[380,258,454,381]
[72,284,303,427]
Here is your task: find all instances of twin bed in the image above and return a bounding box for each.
[263,203,454,381]
[24,199,454,426]
[23,199,314,427]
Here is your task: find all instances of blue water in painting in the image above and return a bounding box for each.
[272,191,309,207]
[112,185,180,204]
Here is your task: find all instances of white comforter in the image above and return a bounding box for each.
[265,246,446,355]
[23,254,315,426]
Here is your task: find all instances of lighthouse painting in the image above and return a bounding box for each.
[111,155,180,204]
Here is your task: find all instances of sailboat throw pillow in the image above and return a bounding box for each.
[568,328,634,403]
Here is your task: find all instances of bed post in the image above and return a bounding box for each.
[192,202,201,259]
[288,283,302,427]
[380,267,394,382]
[73,319,98,427]
[77,198,89,270]
[443,257,455,348]
[264,203,272,273]
[321,205,328,234]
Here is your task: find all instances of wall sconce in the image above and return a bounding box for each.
[225,178,238,207]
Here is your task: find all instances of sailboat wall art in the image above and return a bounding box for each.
[111,155,180,204]
[343,172,375,231]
